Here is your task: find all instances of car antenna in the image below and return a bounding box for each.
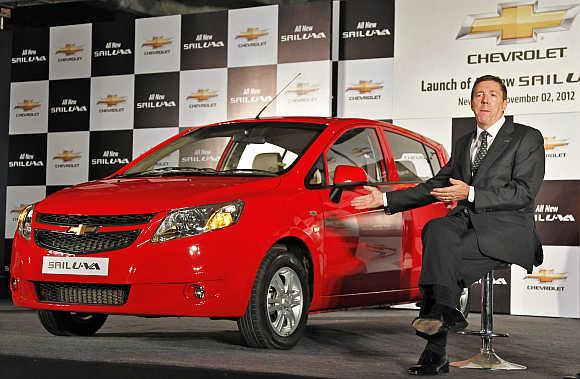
[255,72,301,119]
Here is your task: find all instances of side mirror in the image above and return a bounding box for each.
[330,165,368,203]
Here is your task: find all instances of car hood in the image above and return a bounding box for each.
[36,176,281,215]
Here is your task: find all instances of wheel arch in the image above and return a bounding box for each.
[271,237,315,306]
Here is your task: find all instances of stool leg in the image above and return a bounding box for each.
[451,271,526,370]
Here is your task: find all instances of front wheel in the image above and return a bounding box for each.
[237,247,310,349]
[38,310,108,336]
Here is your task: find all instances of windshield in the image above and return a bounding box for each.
[118,122,325,178]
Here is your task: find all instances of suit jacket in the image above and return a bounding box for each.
[386,119,545,272]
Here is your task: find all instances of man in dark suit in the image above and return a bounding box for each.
[351,75,545,375]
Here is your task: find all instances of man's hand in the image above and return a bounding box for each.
[351,186,384,210]
[430,178,469,202]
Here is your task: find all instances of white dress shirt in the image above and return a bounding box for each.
[382,116,506,208]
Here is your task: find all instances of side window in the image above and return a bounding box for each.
[326,128,386,185]
[425,145,441,175]
[306,155,326,187]
[384,131,434,182]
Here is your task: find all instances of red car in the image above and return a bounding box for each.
[10,117,465,349]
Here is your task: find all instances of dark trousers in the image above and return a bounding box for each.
[418,212,505,310]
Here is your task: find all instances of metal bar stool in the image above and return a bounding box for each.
[451,269,526,370]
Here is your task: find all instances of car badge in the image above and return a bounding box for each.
[67,224,99,236]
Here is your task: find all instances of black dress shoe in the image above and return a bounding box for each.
[444,308,468,332]
[412,304,468,335]
[408,348,449,376]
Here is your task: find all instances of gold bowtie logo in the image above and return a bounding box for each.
[346,80,383,94]
[187,89,218,102]
[97,95,126,107]
[287,83,319,97]
[525,269,567,283]
[543,136,569,150]
[457,2,580,44]
[142,36,172,49]
[15,99,41,112]
[236,27,269,41]
[67,224,99,236]
[53,150,82,162]
[56,43,84,56]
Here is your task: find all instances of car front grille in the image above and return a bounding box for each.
[37,213,155,226]
[35,229,141,254]
[35,282,130,305]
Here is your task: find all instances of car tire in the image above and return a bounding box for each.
[237,246,310,349]
[38,310,108,336]
[457,287,470,319]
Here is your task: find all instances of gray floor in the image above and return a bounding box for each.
[0,300,578,378]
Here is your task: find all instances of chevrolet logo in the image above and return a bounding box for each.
[53,150,82,162]
[287,83,319,96]
[14,99,41,112]
[544,136,569,150]
[187,89,218,102]
[236,27,269,41]
[97,95,126,107]
[67,224,99,236]
[142,36,172,49]
[525,269,567,283]
[457,1,580,44]
[56,43,84,56]
[347,80,383,94]
[11,204,29,214]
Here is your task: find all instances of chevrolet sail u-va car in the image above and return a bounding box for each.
[11,117,464,349]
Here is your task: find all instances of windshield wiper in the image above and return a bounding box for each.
[116,167,218,178]
[219,169,278,177]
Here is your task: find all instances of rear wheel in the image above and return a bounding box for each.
[38,310,108,336]
[237,246,310,349]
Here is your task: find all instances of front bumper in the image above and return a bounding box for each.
[10,222,260,318]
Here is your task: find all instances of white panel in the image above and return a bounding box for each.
[276,61,332,117]
[511,246,580,318]
[135,15,181,74]
[515,113,580,180]
[90,75,135,131]
[227,5,278,67]
[392,118,453,154]
[5,186,46,239]
[394,0,580,118]
[9,81,49,135]
[337,58,394,119]
[46,132,90,186]
[49,24,92,80]
[179,68,228,127]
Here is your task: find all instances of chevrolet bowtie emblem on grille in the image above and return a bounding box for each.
[142,36,172,49]
[525,269,567,283]
[236,27,269,41]
[543,136,570,150]
[457,1,580,45]
[346,80,383,94]
[287,83,319,96]
[67,224,99,235]
[97,95,126,107]
[187,89,218,102]
[55,43,84,56]
[14,99,41,112]
[53,150,82,162]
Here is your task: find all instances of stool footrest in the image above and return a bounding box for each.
[456,329,509,338]
[451,349,526,370]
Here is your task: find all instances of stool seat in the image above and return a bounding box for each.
[450,269,526,370]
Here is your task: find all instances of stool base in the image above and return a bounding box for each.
[451,349,526,370]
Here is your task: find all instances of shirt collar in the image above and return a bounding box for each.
[476,116,505,140]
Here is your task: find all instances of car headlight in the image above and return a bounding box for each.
[17,204,34,240]
[151,200,244,243]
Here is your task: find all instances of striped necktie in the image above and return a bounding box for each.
[472,131,490,174]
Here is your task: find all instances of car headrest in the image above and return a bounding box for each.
[252,152,282,172]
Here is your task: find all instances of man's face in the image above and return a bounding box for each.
[471,80,507,129]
